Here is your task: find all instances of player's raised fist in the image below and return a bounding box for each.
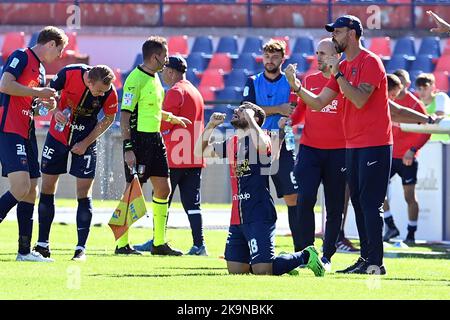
[209,112,226,127]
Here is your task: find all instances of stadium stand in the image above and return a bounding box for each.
[369,37,392,59]
[191,36,214,57]
[292,36,315,56]
[168,35,189,57]
[393,36,416,59]
[1,32,25,60]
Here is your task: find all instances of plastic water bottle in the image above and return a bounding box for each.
[284,121,295,151]
[37,102,49,116]
[54,107,71,132]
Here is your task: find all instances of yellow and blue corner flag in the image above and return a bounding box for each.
[108,176,147,240]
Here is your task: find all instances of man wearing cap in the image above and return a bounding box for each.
[134,56,207,255]
[116,37,191,256]
[285,15,434,274]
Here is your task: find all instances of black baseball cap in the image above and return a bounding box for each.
[165,55,187,73]
[325,15,363,37]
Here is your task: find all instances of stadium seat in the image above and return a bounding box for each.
[435,55,450,72]
[63,31,79,57]
[443,39,450,56]
[369,37,391,59]
[410,55,434,73]
[215,87,243,102]
[199,69,225,91]
[198,86,216,102]
[186,69,200,87]
[225,69,249,89]
[418,36,441,58]
[207,53,232,73]
[393,36,416,59]
[271,36,291,57]
[113,68,123,90]
[216,36,239,57]
[1,32,25,60]
[122,53,143,80]
[242,36,263,55]
[292,36,314,56]
[284,53,310,73]
[433,71,449,93]
[386,55,411,73]
[191,36,214,57]
[233,53,258,74]
[187,52,209,73]
[168,35,189,57]
[28,32,39,47]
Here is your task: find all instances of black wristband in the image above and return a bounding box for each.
[335,71,344,81]
[410,147,417,154]
[427,115,435,124]
[123,139,133,152]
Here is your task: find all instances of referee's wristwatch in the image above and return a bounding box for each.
[427,115,435,124]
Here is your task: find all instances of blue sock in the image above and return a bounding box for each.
[17,202,34,255]
[0,191,18,222]
[38,193,55,245]
[272,251,308,276]
[76,197,93,248]
[188,213,204,247]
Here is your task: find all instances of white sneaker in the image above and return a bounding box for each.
[321,257,332,272]
[16,251,54,262]
[72,249,86,262]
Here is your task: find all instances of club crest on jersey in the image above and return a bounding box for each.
[352,68,357,76]
[236,159,250,177]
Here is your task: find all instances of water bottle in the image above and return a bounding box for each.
[284,121,295,151]
[37,102,49,116]
[54,107,71,132]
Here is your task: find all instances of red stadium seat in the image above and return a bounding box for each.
[198,86,216,102]
[442,39,450,56]
[63,31,79,57]
[369,37,391,59]
[207,53,232,74]
[168,35,189,57]
[435,55,450,72]
[113,68,123,90]
[199,69,225,91]
[1,32,25,60]
[433,71,449,93]
[271,36,291,58]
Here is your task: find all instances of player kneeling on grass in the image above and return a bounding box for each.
[194,102,325,276]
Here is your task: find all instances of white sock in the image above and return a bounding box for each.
[75,246,85,252]
[408,220,418,227]
[36,242,49,248]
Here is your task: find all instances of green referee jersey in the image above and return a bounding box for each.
[121,66,165,133]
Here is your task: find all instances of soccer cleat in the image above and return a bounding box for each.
[404,237,415,245]
[304,246,325,277]
[336,257,366,273]
[33,244,51,258]
[16,251,54,262]
[72,249,86,261]
[133,239,153,252]
[348,262,387,275]
[186,245,208,256]
[151,243,183,256]
[336,237,359,253]
[321,257,332,272]
[114,244,142,255]
[383,226,400,242]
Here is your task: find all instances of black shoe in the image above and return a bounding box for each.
[383,226,400,242]
[72,249,86,261]
[151,243,183,256]
[336,257,367,273]
[404,237,415,245]
[348,262,387,275]
[115,244,142,255]
[33,244,51,258]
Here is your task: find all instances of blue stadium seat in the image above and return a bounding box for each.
[216,36,239,57]
[284,53,309,73]
[409,69,424,92]
[215,87,243,102]
[186,69,200,87]
[292,36,314,56]
[233,53,258,74]
[418,36,441,58]
[122,53,143,80]
[191,36,214,57]
[186,52,209,72]
[242,36,263,55]
[225,69,249,89]
[386,55,411,73]
[410,55,434,73]
[28,32,39,47]
[393,37,416,59]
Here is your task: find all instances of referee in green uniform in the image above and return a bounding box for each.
[116,36,191,255]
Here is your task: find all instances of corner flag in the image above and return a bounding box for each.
[108,176,147,240]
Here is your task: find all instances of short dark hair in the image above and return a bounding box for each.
[142,36,167,60]
[393,69,410,84]
[88,65,115,85]
[415,73,435,88]
[242,102,266,127]
[263,39,286,57]
[387,74,403,91]
[37,26,68,47]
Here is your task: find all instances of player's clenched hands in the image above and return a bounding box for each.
[207,112,226,128]
[36,87,57,99]
[170,115,192,128]
[284,64,301,89]
[71,141,88,156]
[325,56,340,76]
